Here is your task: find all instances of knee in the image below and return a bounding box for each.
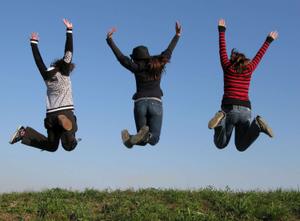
[148,136,159,146]
[214,140,228,149]
[46,143,59,152]
[62,142,77,151]
[235,143,248,152]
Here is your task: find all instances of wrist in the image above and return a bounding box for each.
[266,36,274,43]
[67,28,73,33]
[218,26,226,32]
[30,39,39,44]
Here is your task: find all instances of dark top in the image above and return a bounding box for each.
[107,35,179,100]
[30,28,73,81]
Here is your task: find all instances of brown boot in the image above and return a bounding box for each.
[256,116,274,138]
[130,125,149,145]
[121,129,133,148]
[58,115,73,131]
[208,111,225,129]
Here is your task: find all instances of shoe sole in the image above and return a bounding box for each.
[58,115,73,131]
[121,130,130,143]
[9,126,22,144]
[121,129,133,148]
[257,117,274,138]
[208,112,224,129]
[131,126,149,144]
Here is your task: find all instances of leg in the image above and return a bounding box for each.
[147,100,163,146]
[134,100,148,132]
[60,111,78,151]
[21,126,60,152]
[133,100,148,146]
[235,108,260,151]
[213,111,235,149]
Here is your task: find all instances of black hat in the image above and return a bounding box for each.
[130,45,151,60]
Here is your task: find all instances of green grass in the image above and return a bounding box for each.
[0,187,299,221]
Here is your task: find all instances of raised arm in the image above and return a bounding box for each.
[106,27,139,73]
[248,31,278,71]
[218,19,230,68]
[63,18,73,64]
[30,32,48,80]
[160,21,181,59]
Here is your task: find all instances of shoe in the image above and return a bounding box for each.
[121,129,133,148]
[256,116,274,138]
[9,126,25,144]
[208,111,225,129]
[58,115,73,131]
[130,125,149,145]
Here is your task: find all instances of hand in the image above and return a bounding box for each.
[107,27,117,39]
[268,31,279,40]
[63,18,73,29]
[218,19,226,27]
[31,32,39,41]
[176,21,182,36]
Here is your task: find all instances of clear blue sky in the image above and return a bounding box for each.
[0,0,299,192]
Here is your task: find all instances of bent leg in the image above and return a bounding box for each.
[61,112,78,151]
[235,119,260,152]
[147,100,163,146]
[134,100,148,146]
[21,127,60,152]
[214,113,234,149]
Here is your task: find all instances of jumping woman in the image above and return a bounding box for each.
[208,19,278,151]
[106,22,181,148]
[9,19,79,152]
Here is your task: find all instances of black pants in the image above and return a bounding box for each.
[21,110,78,152]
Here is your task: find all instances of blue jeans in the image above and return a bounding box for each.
[134,98,163,146]
[214,105,260,151]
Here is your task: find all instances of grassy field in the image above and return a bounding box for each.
[0,187,299,221]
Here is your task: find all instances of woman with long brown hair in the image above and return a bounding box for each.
[106,22,181,148]
[208,19,278,151]
[9,19,79,152]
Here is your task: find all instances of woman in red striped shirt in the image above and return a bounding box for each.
[208,19,278,151]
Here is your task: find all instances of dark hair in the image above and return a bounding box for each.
[51,58,75,75]
[146,55,169,80]
[230,49,250,73]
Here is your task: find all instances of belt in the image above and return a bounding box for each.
[222,104,251,111]
[134,97,162,103]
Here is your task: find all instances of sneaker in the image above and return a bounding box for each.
[58,115,73,131]
[121,129,133,148]
[130,125,149,145]
[208,111,225,129]
[9,126,25,144]
[256,116,274,138]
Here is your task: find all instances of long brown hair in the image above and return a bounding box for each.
[51,59,75,75]
[147,55,169,80]
[230,49,250,73]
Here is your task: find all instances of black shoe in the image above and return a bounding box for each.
[208,111,225,129]
[130,126,149,145]
[256,116,274,138]
[121,129,133,148]
[9,126,25,144]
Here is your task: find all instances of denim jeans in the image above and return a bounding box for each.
[214,105,260,151]
[134,98,163,146]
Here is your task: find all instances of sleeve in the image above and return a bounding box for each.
[160,35,180,59]
[247,37,273,72]
[218,26,231,69]
[63,28,73,64]
[30,39,48,80]
[106,37,139,73]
